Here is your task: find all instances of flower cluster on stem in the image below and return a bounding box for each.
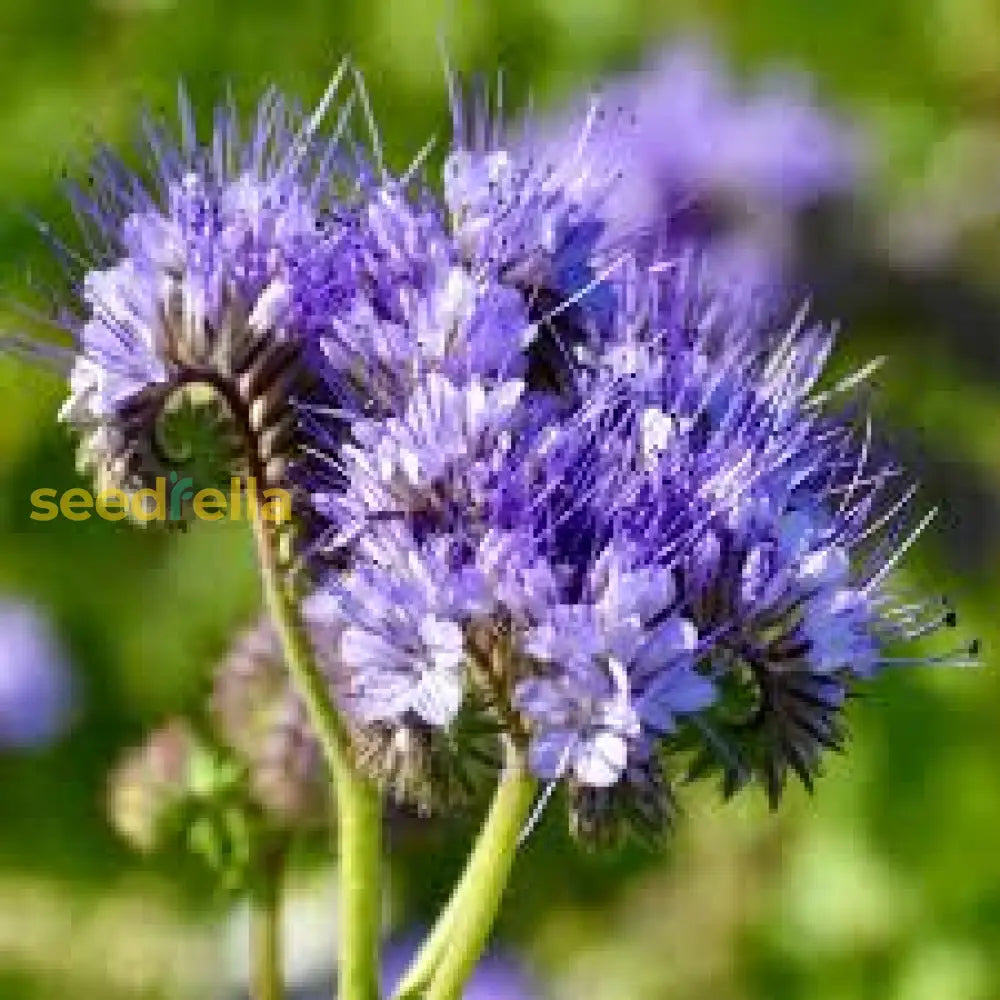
[10,49,975,1000]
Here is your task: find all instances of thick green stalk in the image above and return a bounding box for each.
[252,517,381,1000]
[394,753,537,1000]
[250,841,286,1000]
[334,759,383,1000]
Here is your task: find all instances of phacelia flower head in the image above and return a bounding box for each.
[441,70,622,397]
[468,402,726,843]
[682,443,977,806]
[14,62,968,857]
[327,527,498,811]
[583,264,976,808]
[298,122,972,831]
[30,71,362,516]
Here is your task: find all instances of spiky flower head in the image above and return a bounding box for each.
[582,270,976,810]
[304,181,972,839]
[13,62,969,851]
[30,72,362,520]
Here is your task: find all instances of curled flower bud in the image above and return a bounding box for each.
[18,78,362,524]
[569,743,678,849]
[211,595,345,826]
[353,709,499,816]
[108,719,198,853]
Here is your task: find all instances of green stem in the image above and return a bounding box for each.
[394,752,537,1000]
[334,760,383,1000]
[250,841,286,1000]
[389,891,457,999]
[252,517,353,770]
[252,517,382,1000]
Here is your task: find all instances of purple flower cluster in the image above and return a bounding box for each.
[24,54,969,845]
[37,77,360,509]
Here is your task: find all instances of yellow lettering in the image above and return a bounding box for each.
[260,488,292,524]
[193,488,227,522]
[95,488,129,522]
[60,488,93,521]
[29,488,59,521]
[230,476,242,520]
[132,479,167,522]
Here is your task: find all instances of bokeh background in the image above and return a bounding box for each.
[0,1,998,997]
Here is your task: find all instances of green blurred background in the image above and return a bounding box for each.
[0,1,998,998]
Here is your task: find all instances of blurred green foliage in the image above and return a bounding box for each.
[1,1,999,998]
